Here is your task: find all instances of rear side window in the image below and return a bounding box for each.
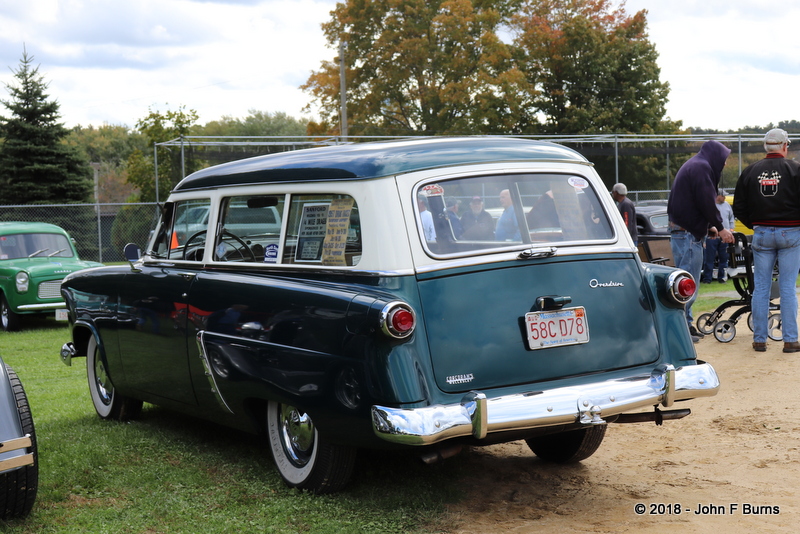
[417,173,613,256]
[283,195,361,266]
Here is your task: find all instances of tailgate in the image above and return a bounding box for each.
[417,256,659,392]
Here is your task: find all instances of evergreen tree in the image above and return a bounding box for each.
[0,49,93,205]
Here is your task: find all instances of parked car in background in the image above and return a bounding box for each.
[725,195,753,237]
[59,137,719,494]
[0,355,38,519]
[0,222,103,332]
[635,204,669,236]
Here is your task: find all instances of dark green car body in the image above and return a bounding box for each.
[59,137,719,493]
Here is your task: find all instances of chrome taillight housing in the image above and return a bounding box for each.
[667,270,696,304]
[380,302,416,339]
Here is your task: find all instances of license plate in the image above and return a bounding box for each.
[55,309,69,321]
[525,307,589,350]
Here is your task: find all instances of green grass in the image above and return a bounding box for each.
[0,318,462,533]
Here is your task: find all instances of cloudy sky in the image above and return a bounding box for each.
[1,0,798,132]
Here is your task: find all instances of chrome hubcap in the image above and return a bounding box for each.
[94,353,113,405]
[278,404,315,467]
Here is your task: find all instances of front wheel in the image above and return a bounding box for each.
[0,364,38,519]
[0,294,21,332]
[266,401,356,494]
[87,336,142,420]
[525,425,606,463]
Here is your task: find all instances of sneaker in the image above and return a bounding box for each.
[701,279,712,284]
[753,342,767,352]
[689,325,704,339]
[718,278,726,283]
[691,335,701,344]
[783,342,800,353]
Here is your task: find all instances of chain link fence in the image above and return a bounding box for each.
[0,203,159,263]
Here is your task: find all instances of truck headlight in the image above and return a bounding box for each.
[15,272,29,293]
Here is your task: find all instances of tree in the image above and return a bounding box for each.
[510,0,670,134]
[199,110,309,137]
[66,124,148,203]
[0,49,93,204]
[125,105,200,203]
[303,0,672,136]
[302,0,527,135]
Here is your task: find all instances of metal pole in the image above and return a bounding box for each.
[339,39,348,140]
[180,135,186,178]
[154,144,160,204]
[614,135,619,184]
[91,163,102,263]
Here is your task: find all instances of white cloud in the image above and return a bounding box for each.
[0,0,338,127]
[2,0,797,130]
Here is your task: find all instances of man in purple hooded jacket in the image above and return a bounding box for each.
[668,140,734,341]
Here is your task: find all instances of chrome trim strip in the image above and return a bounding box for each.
[17,301,67,311]
[372,362,719,445]
[195,331,235,414]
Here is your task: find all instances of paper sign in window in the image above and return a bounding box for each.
[295,203,330,262]
[322,198,355,266]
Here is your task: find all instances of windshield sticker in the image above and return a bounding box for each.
[568,176,589,189]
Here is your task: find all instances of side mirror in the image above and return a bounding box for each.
[123,243,142,261]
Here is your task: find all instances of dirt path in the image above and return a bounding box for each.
[439,325,797,533]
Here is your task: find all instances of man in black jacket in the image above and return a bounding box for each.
[733,128,800,353]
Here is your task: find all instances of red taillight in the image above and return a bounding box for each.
[390,309,414,333]
[668,272,696,304]
[380,302,416,339]
[676,276,696,299]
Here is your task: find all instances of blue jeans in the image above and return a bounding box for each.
[702,237,729,281]
[751,226,800,343]
[670,231,704,327]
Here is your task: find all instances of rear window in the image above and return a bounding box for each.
[416,173,613,256]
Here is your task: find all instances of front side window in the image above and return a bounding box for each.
[416,173,613,255]
[214,195,285,263]
[150,199,212,260]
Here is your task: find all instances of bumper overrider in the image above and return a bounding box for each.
[372,362,719,445]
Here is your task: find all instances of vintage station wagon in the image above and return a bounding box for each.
[59,137,719,494]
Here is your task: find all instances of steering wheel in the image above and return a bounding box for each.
[183,230,207,261]
[216,230,255,262]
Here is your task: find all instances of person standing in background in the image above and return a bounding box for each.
[611,183,637,245]
[733,128,800,353]
[701,190,735,283]
[668,140,734,343]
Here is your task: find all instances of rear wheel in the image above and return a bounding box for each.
[266,401,356,494]
[525,425,606,463]
[87,337,142,420]
[0,294,21,332]
[0,364,38,519]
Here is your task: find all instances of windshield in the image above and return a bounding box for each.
[416,173,614,256]
[0,233,74,260]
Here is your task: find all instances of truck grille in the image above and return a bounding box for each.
[38,280,62,300]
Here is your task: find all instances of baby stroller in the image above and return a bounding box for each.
[695,232,782,343]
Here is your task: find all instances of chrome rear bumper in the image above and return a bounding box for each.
[372,362,719,445]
